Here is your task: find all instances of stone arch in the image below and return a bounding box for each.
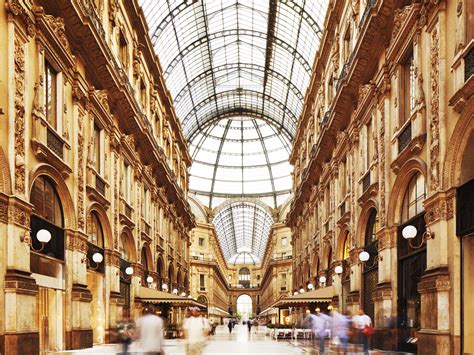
[140,242,153,269]
[443,100,474,188]
[311,254,320,278]
[336,226,352,260]
[387,158,427,226]
[86,202,113,250]
[29,164,76,229]
[168,262,175,286]
[0,146,11,194]
[156,255,165,289]
[119,226,137,262]
[356,199,379,247]
[323,244,332,270]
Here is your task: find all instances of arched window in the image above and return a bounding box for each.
[141,246,150,286]
[342,232,350,260]
[157,257,164,289]
[87,212,104,248]
[30,176,64,260]
[31,176,63,227]
[119,233,131,261]
[365,208,379,245]
[401,172,426,222]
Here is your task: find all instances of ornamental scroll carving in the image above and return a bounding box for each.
[44,14,71,55]
[390,6,411,45]
[14,36,26,195]
[429,25,440,191]
[378,103,386,226]
[77,112,85,230]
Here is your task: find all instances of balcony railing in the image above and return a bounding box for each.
[47,127,64,159]
[465,46,474,81]
[95,174,106,196]
[359,0,377,29]
[398,121,412,153]
[362,171,371,192]
[229,283,260,289]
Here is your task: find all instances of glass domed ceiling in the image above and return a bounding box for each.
[140,0,329,209]
[213,201,274,264]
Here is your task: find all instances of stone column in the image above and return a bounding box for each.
[65,231,93,350]
[2,196,39,354]
[105,250,122,343]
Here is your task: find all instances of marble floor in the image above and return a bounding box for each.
[50,325,388,354]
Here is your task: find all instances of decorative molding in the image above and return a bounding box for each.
[77,112,85,230]
[429,23,441,191]
[424,189,455,225]
[14,35,26,195]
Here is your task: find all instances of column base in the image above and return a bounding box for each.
[418,330,451,355]
[66,329,93,350]
[2,331,39,355]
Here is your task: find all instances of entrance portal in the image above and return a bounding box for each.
[236,294,252,321]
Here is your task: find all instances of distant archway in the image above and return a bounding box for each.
[236,294,253,321]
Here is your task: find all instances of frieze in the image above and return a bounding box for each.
[8,203,30,228]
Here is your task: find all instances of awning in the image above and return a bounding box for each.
[274,286,335,307]
[258,306,278,317]
[138,287,204,308]
[208,306,230,316]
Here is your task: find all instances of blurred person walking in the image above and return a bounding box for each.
[308,309,330,354]
[183,307,210,355]
[135,305,165,355]
[227,318,233,334]
[117,318,134,355]
[331,309,350,354]
[352,309,372,355]
[247,319,252,334]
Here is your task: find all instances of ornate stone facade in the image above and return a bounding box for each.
[287,0,472,354]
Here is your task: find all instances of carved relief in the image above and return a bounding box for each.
[390,6,411,45]
[14,36,26,195]
[44,14,71,55]
[77,112,85,230]
[429,25,440,191]
[378,103,386,226]
[96,90,111,114]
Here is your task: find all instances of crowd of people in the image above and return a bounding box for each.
[304,308,373,355]
[116,306,211,355]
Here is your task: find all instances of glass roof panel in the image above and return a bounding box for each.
[213,201,273,263]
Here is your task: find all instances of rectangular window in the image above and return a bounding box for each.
[198,237,204,246]
[45,61,57,129]
[281,273,287,290]
[281,237,287,246]
[93,123,101,173]
[118,31,128,67]
[366,120,373,171]
[199,274,205,290]
[140,79,147,109]
[143,188,149,220]
[123,161,131,202]
[402,50,415,124]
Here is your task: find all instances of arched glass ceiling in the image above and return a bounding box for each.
[140,0,329,208]
[189,117,293,208]
[213,201,274,264]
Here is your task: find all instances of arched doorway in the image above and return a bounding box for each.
[397,172,426,352]
[236,294,252,321]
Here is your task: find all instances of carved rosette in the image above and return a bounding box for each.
[77,112,85,230]
[429,24,440,191]
[14,36,26,195]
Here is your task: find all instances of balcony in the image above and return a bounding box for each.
[119,198,134,227]
[397,121,412,153]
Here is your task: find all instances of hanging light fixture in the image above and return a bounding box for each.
[334,265,343,274]
[307,283,314,290]
[146,275,154,284]
[402,224,434,249]
[319,276,326,284]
